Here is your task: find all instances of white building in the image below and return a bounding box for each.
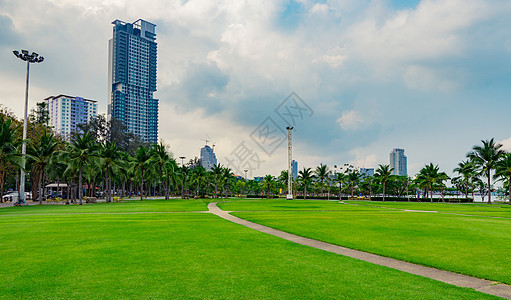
[45,95,97,139]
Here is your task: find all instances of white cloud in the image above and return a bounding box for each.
[499,137,511,152]
[336,110,364,130]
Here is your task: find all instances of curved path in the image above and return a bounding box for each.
[208,202,511,299]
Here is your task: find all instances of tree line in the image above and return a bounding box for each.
[1,105,510,204]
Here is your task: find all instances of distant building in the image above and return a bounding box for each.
[292,160,298,179]
[200,145,217,171]
[360,168,374,177]
[45,95,97,139]
[390,148,407,176]
[254,177,263,182]
[108,19,158,143]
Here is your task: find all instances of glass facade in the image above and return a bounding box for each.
[201,145,217,171]
[108,19,158,143]
[390,148,408,176]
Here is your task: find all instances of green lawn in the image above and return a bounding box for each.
[0,202,497,299]
[231,202,511,285]
[218,199,379,211]
[0,199,208,215]
[347,200,511,217]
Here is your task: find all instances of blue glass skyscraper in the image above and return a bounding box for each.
[108,19,158,143]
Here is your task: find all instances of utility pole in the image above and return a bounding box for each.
[286,126,293,200]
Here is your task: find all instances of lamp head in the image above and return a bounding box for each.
[21,50,28,55]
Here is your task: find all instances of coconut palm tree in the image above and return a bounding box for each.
[374,164,393,201]
[314,164,331,196]
[468,138,505,204]
[298,167,314,200]
[453,160,477,198]
[333,172,345,200]
[191,166,207,197]
[0,116,20,202]
[220,167,234,198]
[132,145,153,201]
[345,169,361,198]
[210,163,223,198]
[261,174,276,196]
[99,141,122,203]
[416,163,448,202]
[495,152,511,205]
[65,132,99,205]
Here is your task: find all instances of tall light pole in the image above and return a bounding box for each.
[13,50,44,205]
[179,156,186,167]
[286,126,293,200]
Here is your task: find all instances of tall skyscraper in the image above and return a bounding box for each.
[390,148,407,176]
[200,145,217,171]
[45,95,97,139]
[292,160,298,179]
[108,19,158,143]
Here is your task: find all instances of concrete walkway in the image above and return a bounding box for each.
[208,202,511,299]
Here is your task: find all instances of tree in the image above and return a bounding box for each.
[298,167,314,199]
[0,116,20,202]
[468,138,505,204]
[333,172,345,200]
[65,132,99,205]
[99,141,122,203]
[191,166,207,197]
[495,152,511,205]
[261,174,276,196]
[132,145,153,201]
[416,163,448,202]
[374,164,393,201]
[345,170,361,198]
[314,164,331,196]
[453,160,477,198]
[28,131,59,204]
[211,163,224,198]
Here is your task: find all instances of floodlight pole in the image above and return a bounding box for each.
[13,50,44,205]
[286,126,293,200]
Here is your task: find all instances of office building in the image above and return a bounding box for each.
[360,168,374,177]
[292,160,298,179]
[200,145,217,171]
[390,148,407,176]
[45,95,97,139]
[108,19,158,143]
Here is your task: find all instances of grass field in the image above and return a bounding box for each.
[0,199,499,298]
[224,200,511,285]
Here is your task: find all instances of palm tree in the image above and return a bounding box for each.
[132,145,153,201]
[314,164,331,196]
[375,164,393,201]
[468,138,505,204]
[261,174,276,196]
[99,141,122,203]
[150,142,172,199]
[221,167,234,198]
[495,153,511,205]
[191,166,207,197]
[453,160,477,198]
[416,163,448,202]
[211,163,223,198]
[298,167,314,199]
[0,116,20,202]
[345,170,361,198]
[333,172,345,200]
[65,132,99,205]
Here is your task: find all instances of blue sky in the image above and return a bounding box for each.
[1,0,510,178]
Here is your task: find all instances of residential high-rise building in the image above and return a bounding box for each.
[45,95,97,139]
[292,160,298,179]
[108,19,158,143]
[390,148,407,176]
[360,168,374,177]
[200,145,217,171]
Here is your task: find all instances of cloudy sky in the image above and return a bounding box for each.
[1,0,511,178]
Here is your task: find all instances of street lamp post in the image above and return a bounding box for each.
[179,156,186,167]
[13,50,44,205]
[286,126,293,200]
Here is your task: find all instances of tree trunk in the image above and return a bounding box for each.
[79,166,83,205]
[382,183,386,202]
[304,185,307,200]
[140,169,144,201]
[487,171,492,204]
[38,168,44,205]
[0,169,5,203]
[508,177,511,205]
[430,184,433,203]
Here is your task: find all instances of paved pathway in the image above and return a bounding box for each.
[208,202,511,299]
